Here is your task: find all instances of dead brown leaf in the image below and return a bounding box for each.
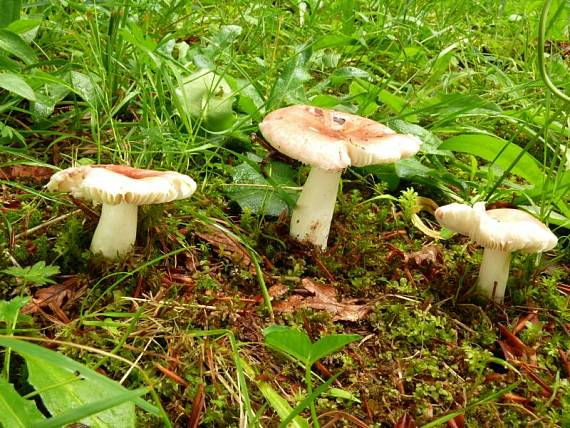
[268,284,289,298]
[0,165,54,183]
[196,228,252,268]
[394,412,416,428]
[273,278,371,322]
[513,311,539,335]
[502,392,531,407]
[446,414,465,428]
[22,277,84,323]
[405,243,442,266]
[187,383,205,428]
[498,324,535,357]
[559,349,570,378]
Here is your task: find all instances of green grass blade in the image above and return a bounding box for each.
[439,134,544,186]
[30,388,148,428]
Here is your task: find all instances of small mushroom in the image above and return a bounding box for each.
[175,70,236,131]
[47,164,197,259]
[259,105,422,249]
[435,202,558,303]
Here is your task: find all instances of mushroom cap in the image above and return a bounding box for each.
[47,164,197,205]
[435,202,558,253]
[259,105,422,170]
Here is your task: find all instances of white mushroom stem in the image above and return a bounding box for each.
[477,248,512,303]
[290,166,342,250]
[90,202,138,259]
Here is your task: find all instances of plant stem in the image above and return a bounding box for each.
[290,166,341,249]
[477,248,512,303]
[305,363,319,428]
[538,0,570,103]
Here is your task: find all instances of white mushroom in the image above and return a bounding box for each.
[259,105,422,249]
[47,165,197,259]
[435,202,558,303]
[175,70,235,131]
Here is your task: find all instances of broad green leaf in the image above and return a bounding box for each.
[210,25,242,50]
[240,357,308,428]
[394,158,433,178]
[30,388,148,428]
[309,334,360,365]
[7,18,41,43]
[264,325,313,364]
[26,355,136,428]
[313,33,356,50]
[387,119,445,154]
[0,72,36,100]
[378,90,418,123]
[0,296,29,324]
[3,261,59,286]
[68,70,97,104]
[0,28,36,64]
[0,1,21,29]
[0,378,44,427]
[419,93,501,120]
[255,380,309,428]
[439,134,544,185]
[327,387,360,402]
[175,70,236,131]
[0,338,159,416]
[225,161,297,216]
[267,46,312,109]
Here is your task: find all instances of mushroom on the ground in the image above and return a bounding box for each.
[259,105,422,249]
[175,70,236,131]
[435,202,558,303]
[47,164,197,258]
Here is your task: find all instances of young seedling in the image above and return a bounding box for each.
[263,325,360,427]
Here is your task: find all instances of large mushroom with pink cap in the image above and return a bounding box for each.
[47,164,196,259]
[435,202,558,303]
[259,104,422,249]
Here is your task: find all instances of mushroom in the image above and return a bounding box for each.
[435,202,558,303]
[259,105,422,249]
[175,70,236,131]
[47,164,197,259]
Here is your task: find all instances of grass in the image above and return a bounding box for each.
[1,0,570,426]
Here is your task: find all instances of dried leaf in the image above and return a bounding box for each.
[395,412,416,428]
[498,324,534,357]
[502,392,531,406]
[520,363,554,397]
[404,244,442,266]
[196,228,252,268]
[22,278,83,323]
[512,311,539,335]
[0,165,53,182]
[268,284,289,298]
[273,278,371,322]
[188,383,205,428]
[446,414,465,428]
[559,349,570,378]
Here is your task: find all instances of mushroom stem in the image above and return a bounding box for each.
[477,248,512,303]
[290,166,341,249]
[90,202,138,258]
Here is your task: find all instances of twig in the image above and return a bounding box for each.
[14,209,82,240]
